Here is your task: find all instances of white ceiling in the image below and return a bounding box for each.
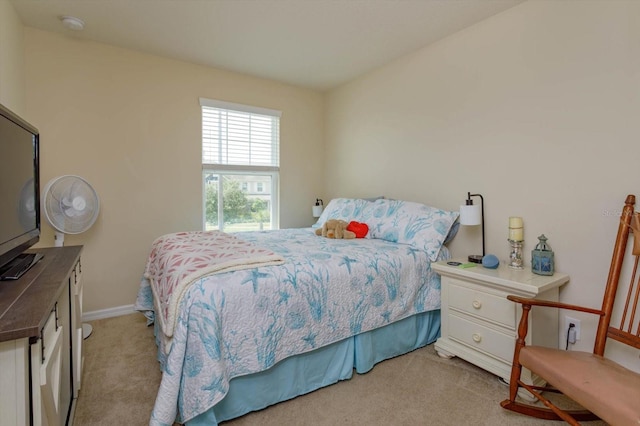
[11,0,524,91]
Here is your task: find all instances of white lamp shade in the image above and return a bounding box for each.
[312,205,323,218]
[460,204,482,226]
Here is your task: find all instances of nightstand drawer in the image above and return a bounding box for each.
[448,313,514,363]
[448,280,515,329]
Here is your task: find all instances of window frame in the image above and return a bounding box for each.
[200,98,281,231]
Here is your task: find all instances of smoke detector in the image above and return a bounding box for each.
[60,16,85,31]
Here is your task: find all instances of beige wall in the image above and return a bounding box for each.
[10,0,640,370]
[0,0,25,113]
[24,28,325,314]
[326,0,640,368]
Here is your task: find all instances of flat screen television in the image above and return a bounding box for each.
[0,102,42,280]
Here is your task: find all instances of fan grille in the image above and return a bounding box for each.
[44,175,100,234]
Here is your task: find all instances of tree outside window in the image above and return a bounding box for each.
[204,174,272,231]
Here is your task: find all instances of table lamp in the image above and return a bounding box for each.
[312,198,324,218]
[460,192,484,263]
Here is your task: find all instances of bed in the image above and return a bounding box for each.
[135,198,459,426]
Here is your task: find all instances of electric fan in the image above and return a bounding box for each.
[42,175,100,247]
[42,175,100,338]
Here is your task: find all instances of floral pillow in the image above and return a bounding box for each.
[366,199,459,261]
[312,198,375,228]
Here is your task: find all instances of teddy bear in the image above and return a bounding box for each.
[315,218,356,239]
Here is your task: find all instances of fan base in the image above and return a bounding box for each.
[82,323,93,339]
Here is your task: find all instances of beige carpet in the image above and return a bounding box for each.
[73,313,606,426]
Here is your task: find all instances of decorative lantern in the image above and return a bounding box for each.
[531,234,554,276]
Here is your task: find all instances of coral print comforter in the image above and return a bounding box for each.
[135,198,459,425]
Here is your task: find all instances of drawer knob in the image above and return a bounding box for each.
[472,300,482,309]
[472,333,482,343]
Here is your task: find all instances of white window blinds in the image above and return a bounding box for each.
[200,98,281,169]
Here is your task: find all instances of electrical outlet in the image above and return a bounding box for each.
[565,316,581,341]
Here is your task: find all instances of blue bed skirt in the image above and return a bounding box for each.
[186,310,440,425]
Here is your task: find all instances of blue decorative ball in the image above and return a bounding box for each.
[482,254,500,269]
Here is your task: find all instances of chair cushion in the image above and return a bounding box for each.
[520,346,640,425]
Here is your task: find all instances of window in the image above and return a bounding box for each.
[201,98,280,232]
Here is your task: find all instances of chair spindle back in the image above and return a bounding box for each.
[596,194,640,354]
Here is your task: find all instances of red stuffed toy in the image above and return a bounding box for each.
[347,221,369,238]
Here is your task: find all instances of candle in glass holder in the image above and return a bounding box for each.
[509,217,524,241]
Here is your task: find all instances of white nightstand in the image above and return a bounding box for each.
[432,261,569,395]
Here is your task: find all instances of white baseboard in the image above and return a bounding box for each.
[82,304,136,322]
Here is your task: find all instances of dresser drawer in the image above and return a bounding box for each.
[448,280,515,329]
[72,261,82,297]
[448,313,514,363]
[40,310,59,361]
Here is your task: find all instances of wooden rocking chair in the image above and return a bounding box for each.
[501,194,640,425]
